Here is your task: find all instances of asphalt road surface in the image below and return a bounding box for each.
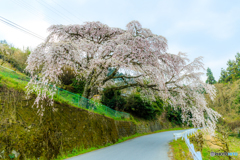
[66,129,188,160]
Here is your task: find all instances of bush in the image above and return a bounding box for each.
[151,96,164,116]
[70,78,85,95]
[101,87,127,111]
[58,66,76,85]
[124,93,161,120]
[165,105,183,126]
[165,105,193,127]
[57,66,86,95]
[101,87,165,120]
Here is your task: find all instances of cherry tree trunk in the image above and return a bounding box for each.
[79,83,91,109]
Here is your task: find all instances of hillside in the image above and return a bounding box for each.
[0,63,185,160]
[205,80,240,132]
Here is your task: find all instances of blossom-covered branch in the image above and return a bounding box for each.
[25,20,221,134]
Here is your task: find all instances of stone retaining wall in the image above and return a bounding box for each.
[0,86,162,160]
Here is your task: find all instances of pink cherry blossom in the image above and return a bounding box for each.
[25,20,221,134]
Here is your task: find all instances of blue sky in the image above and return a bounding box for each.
[1,0,240,82]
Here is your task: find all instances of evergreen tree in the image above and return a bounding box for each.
[0,40,7,44]
[218,53,240,83]
[206,67,216,84]
[218,68,228,83]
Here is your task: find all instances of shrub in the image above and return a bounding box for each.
[151,96,164,116]
[165,104,193,127]
[58,66,76,85]
[57,66,86,95]
[101,86,165,120]
[165,105,183,126]
[124,93,159,120]
[101,87,127,111]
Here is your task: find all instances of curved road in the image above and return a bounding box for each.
[66,129,188,160]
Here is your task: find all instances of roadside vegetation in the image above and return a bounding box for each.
[169,52,240,160]
[169,128,240,160]
[169,138,193,160]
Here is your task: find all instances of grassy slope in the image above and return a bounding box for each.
[205,80,240,127]
[169,138,193,160]
[195,132,240,160]
[0,64,132,121]
[170,80,240,160]
[169,130,240,160]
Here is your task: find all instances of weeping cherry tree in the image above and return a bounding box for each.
[25,20,221,134]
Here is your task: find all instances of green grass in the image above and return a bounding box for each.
[54,127,190,160]
[170,130,240,160]
[228,134,240,157]
[53,95,131,121]
[201,146,229,160]
[169,137,193,160]
[199,132,240,160]
[0,74,28,91]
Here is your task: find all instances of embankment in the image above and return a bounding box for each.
[0,85,163,160]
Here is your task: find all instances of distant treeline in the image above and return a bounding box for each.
[206,52,240,84]
[0,40,31,73]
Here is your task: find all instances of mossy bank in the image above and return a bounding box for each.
[0,85,165,160]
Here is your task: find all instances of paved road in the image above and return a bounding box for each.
[66,129,188,160]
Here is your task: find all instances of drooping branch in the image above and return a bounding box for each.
[102,65,121,85]
[165,74,176,85]
[112,74,142,80]
[26,20,221,134]
[103,81,161,93]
